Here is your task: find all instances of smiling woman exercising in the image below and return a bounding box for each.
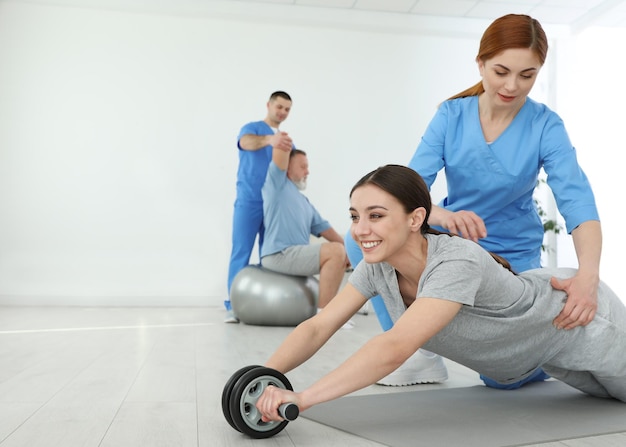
[255,164,626,420]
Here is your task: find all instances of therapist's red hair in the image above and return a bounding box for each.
[448,14,548,100]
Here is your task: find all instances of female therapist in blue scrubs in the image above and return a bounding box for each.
[346,13,603,389]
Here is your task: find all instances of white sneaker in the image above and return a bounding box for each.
[377,349,448,386]
[223,310,239,324]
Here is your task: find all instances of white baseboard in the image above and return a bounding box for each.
[0,295,221,307]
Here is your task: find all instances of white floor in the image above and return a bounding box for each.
[0,306,625,447]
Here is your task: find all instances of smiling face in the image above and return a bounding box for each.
[349,184,425,265]
[478,47,542,110]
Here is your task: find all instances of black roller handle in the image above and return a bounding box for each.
[278,403,299,421]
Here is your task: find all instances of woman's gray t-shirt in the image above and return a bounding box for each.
[349,233,576,384]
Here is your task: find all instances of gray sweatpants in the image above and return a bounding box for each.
[543,279,626,402]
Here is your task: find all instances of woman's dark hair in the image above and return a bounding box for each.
[350,164,514,273]
[449,14,548,100]
[351,164,432,233]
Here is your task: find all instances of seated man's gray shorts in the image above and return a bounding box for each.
[261,244,320,276]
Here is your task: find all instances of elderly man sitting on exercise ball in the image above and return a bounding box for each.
[259,139,353,328]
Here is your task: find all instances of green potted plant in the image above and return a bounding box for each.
[534,178,562,254]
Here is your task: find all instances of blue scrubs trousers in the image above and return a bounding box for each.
[226,199,264,310]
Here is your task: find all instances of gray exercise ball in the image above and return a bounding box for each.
[230,265,319,326]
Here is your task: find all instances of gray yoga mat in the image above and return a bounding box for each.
[302,380,626,447]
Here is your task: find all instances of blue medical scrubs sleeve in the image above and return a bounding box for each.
[235,121,274,201]
[237,121,273,148]
[408,103,448,188]
[540,114,600,233]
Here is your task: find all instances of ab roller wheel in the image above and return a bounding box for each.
[222,365,300,439]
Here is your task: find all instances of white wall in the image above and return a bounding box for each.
[0,1,622,306]
[552,27,626,301]
[0,1,480,305]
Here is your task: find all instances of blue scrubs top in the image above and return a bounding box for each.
[409,96,599,272]
[236,121,275,202]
